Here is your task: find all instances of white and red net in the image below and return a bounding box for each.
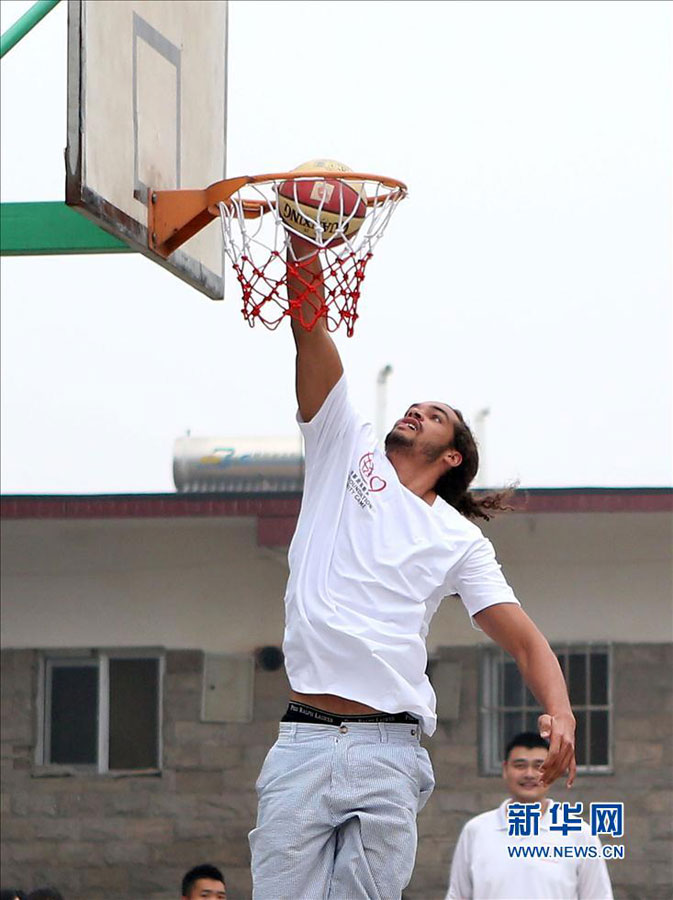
[217,174,407,336]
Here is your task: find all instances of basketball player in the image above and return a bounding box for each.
[248,236,576,900]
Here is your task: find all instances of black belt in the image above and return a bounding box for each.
[282,701,419,726]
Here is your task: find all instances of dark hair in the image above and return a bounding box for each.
[435,408,516,521]
[504,731,550,761]
[182,865,225,896]
[26,891,63,900]
[1,891,27,900]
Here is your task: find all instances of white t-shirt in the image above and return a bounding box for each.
[446,798,614,900]
[283,375,520,735]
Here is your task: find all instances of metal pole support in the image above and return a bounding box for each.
[1,0,61,59]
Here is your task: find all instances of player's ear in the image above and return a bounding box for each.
[442,448,462,469]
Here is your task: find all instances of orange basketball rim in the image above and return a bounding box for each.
[148,169,408,335]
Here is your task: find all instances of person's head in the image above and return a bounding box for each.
[26,890,63,900]
[1,891,27,900]
[385,400,512,520]
[385,400,464,472]
[181,865,226,900]
[503,732,550,803]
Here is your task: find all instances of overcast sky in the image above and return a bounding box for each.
[1,0,671,494]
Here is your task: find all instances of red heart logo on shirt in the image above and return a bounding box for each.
[369,476,387,492]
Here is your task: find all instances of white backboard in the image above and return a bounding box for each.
[66,0,228,298]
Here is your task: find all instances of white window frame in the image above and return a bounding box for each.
[479,643,613,776]
[36,648,164,774]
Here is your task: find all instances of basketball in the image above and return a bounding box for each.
[278,159,367,244]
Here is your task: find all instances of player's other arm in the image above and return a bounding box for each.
[473,604,577,788]
[287,235,343,422]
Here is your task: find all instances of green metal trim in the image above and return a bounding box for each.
[1,202,133,255]
[0,0,61,59]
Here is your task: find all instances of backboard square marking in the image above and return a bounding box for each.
[132,13,181,204]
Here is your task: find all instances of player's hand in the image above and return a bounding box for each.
[289,233,318,261]
[538,712,577,788]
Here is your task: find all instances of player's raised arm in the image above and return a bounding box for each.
[287,235,343,422]
[473,603,577,788]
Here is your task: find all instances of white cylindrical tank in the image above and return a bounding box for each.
[173,436,304,492]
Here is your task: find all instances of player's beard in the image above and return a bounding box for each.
[385,429,451,464]
[420,439,452,463]
[384,428,413,452]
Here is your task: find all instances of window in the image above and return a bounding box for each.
[39,651,163,772]
[480,645,612,775]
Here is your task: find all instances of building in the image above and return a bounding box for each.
[1,488,671,899]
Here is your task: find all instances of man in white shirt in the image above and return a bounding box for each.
[248,238,577,899]
[447,732,613,899]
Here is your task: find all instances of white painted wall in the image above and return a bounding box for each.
[1,511,671,651]
[434,511,673,645]
[0,517,287,652]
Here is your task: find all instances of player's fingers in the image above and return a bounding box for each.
[566,750,578,788]
[541,736,574,786]
[546,743,571,783]
[540,738,563,782]
[539,715,561,760]
[538,713,553,739]
[539,713,562,760]
[540,759,560,786]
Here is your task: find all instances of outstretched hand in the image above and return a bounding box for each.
[289,233,319,263]
[538,712,576,788]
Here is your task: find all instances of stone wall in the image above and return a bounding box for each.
[406,643,673,900]
[1,644,671,899]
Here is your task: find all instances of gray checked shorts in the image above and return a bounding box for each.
[249,721,435,900]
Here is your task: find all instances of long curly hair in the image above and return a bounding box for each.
[435,409,516,521]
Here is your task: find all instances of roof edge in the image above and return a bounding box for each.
[1,487,671,519]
